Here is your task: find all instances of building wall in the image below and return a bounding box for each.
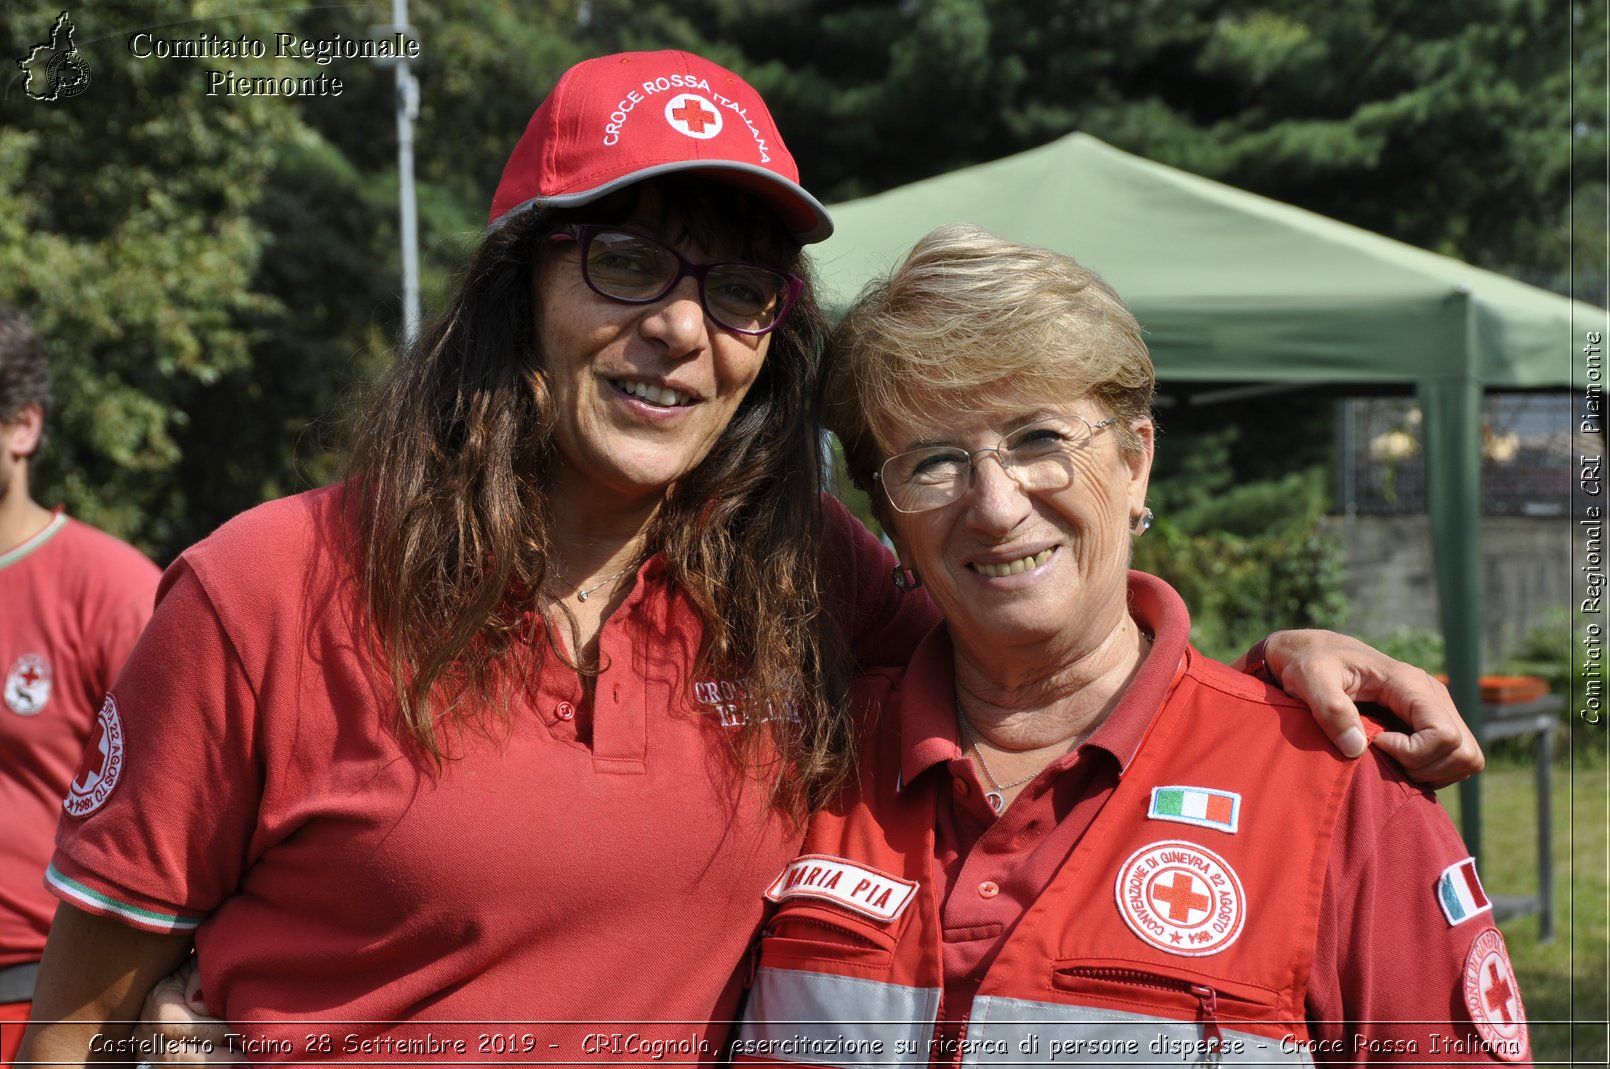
[1324,515,1573,663]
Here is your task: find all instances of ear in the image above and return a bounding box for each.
[3,404,43,460]
[1125,418,1155,517]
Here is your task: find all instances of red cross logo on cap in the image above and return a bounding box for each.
[665,92,722,140]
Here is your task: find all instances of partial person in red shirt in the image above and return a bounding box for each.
[23,54,1480,1069]
[0,305,160,1069]
[738,225,1527,1067]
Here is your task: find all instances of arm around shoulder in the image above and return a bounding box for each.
[1245,629,1483,787]
[19,903,194,1068]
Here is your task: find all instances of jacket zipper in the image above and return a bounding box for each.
[1058,967,1225,1064]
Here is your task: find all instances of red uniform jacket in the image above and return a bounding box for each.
[737,654,1371,1067]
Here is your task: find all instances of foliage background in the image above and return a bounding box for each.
[0,0,1602,659]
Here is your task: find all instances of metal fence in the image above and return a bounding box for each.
[1336,394,1577,516]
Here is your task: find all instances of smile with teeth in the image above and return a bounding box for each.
[971,548,1054,578]
[616,379,694,407]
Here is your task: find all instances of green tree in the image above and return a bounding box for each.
[709,0,1579,292]
[2,2,303,557]
[1133,428,1349,657]
[2,0,1591,564]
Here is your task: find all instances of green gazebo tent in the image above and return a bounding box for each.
[811,132,1605,855]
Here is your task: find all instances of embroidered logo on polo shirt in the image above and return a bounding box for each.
[63,694,125,817]
[4,652,52,715]
[1148,785,1240,833]
[664,93,722,139]
[1461,927,1529,1061]
[1437,857,1493,927]
[765,854,917,923]
[1116,840,1246,957]
[693,677,747,726]
[693,677,798,729]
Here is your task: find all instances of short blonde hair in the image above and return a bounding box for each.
[825,223,1155,499]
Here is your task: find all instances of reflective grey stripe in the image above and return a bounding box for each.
[737,966,939,1067]
[964,995,1314,1068]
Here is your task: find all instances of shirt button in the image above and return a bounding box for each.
[978,881,1000,899]
[556,701,576,721]
[612,684,621,702]
[954,779,969,796]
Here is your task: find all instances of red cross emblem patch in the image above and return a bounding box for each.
[664,92,722,140]
[1116,840,1246,957]
[4,653,53,715]
[1462,927,1529,1060]
[63,694,125,817]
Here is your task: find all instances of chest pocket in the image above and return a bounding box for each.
[1048,957,1289,1057]
[759,902,900,968]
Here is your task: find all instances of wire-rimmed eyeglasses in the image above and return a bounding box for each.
[554,225,803,336]
[874,415,1118,514]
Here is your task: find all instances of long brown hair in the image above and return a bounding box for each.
[348,178,853,813]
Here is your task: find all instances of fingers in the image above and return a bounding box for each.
[180,958,211,1015]
[1262,644,1370,759]
[1371,670,1484,786]
[1370,729,1472,791]
[130,965,237,1065]
[1261,629,1485,782]
[1297,688,1370,760]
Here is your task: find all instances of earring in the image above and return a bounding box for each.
[1131,507,1154,536]
[892,565,923,592]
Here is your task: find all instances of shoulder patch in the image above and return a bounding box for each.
[765,854,917,923]
[1149,785,1240,833]
[63,695,125,817]
[1462,927,1529,1061]
[1437,857,1492,926]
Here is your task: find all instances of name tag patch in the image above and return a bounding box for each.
[765,854,917,923]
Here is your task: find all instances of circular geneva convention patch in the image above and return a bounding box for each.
[1116,840,1246,957]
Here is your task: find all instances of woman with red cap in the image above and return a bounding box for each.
[20,51,1475,1068]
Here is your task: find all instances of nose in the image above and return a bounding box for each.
[639,274,709,359]
[963,452,1032,536]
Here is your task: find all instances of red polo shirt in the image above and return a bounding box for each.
[47,484,935,1065]
[1,514,157,969]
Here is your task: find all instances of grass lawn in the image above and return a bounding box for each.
[1438,754,1608,1066]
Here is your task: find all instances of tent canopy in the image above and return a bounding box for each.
[809,133,1604,857]
[812,132,1595,391]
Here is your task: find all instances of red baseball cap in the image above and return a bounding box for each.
[489,50,833,243]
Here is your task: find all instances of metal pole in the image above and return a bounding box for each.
[1336,398,1355,515]
[392,0,421,346]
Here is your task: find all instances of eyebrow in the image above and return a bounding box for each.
[890,411,1065,453]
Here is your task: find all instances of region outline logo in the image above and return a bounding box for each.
[16,10,91,101]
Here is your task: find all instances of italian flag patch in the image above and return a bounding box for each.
[1437,857,1492,926]
[1148,785,1240,833]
